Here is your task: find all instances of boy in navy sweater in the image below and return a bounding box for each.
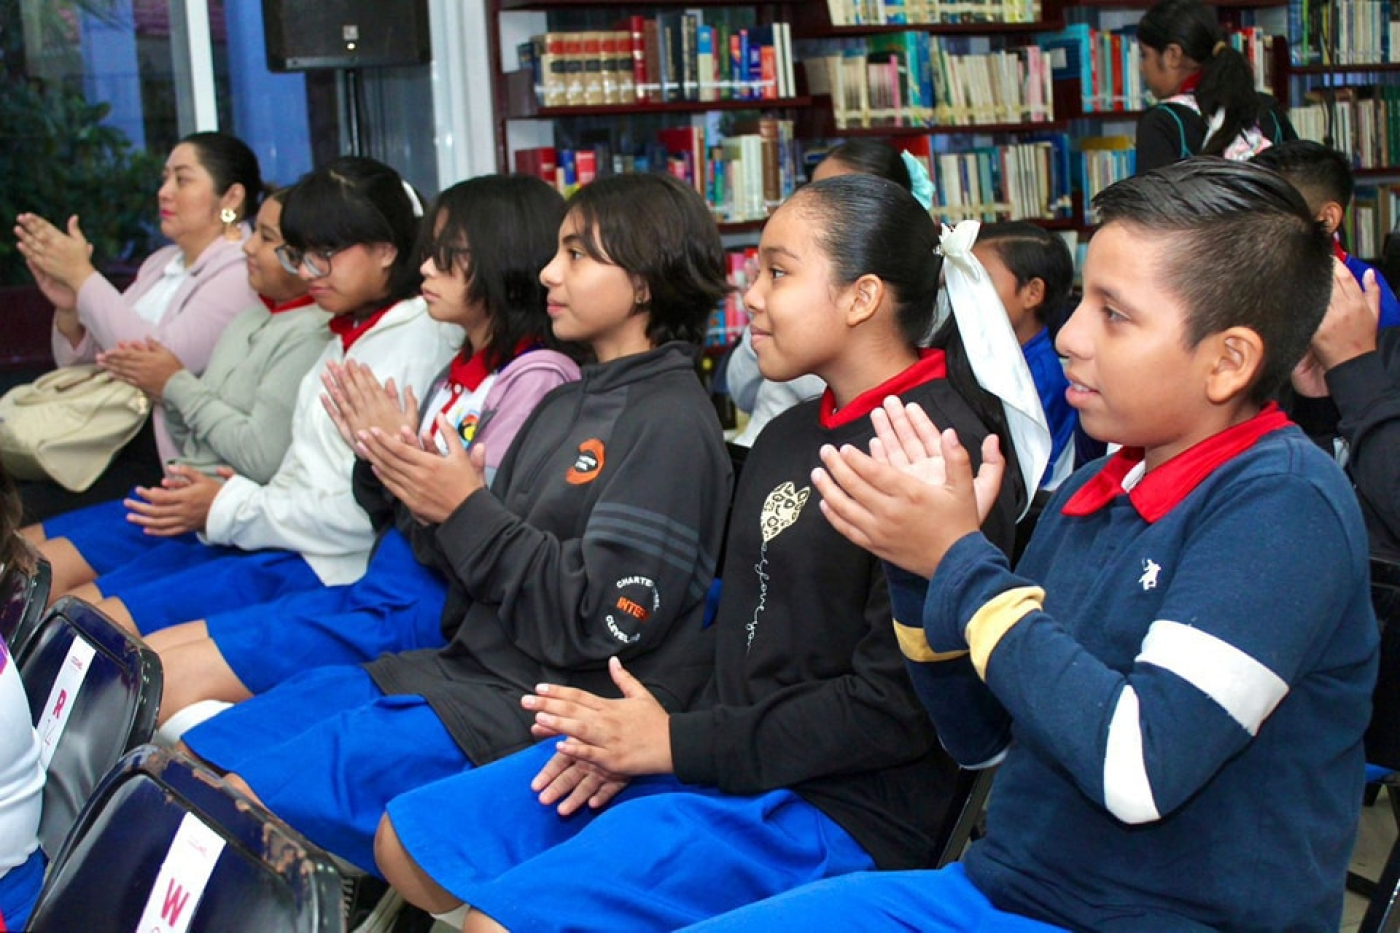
[690,159,1379,931]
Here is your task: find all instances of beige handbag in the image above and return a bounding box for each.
[0,364,151,492]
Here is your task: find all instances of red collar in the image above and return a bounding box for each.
[260,294,317,315]
[1177,71,1202,95]
[328,303,395,351]
[1061,403,1291,522]
[447,347,493,393]
[819,349,948,429]
[1333,238,1349,262]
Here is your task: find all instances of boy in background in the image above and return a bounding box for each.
[693,159,1378,930]
[1252,139,1400,329]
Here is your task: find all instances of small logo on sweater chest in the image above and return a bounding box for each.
[1139,558,1161,591]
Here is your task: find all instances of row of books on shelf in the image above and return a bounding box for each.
[513,118,799,224]
[520,15,797,109]
[1349,183,1400,261]
[1291,86,1400,170]
[1076,136,1135,225]
[900,135,1073,222]
[800,34,1053,129]
[1289,0,1400,66]
[1038,23,1274,116]
[823,0,1042,27]
[707,248,760,349]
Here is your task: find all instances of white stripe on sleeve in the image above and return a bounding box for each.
[1103,685,1160,824]
[1138,620,1289,735]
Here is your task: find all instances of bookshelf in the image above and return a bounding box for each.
[486,1,810,234]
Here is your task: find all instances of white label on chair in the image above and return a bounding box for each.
[136,812,227,933]
[35,637,95,770]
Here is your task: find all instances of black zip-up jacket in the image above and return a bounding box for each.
[670,375,1018,870]
[366,342,731,765]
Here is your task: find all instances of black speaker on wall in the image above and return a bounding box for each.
[262,0,431,72]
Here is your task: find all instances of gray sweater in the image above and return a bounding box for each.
[162,301,331,483]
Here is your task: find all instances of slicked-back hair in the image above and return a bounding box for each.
[791,174,1027,515]
[975,221,1075,326]
[280,156,424,306]
[820,139,913,192]
[181,131,263,222]
[1249,140,1355,213]
[423,175,573,368]
[1093,158,1333,403]
[1138,0,1262,158]
[565,173,728,347]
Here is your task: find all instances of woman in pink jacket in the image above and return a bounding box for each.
[14,132,262,521]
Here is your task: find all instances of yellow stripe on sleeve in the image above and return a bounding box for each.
[893,619,971,663]
[967,586,1046,680]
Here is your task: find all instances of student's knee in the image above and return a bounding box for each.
[39,537,97,602]
[93,595,137,635]
[374,813,464,915]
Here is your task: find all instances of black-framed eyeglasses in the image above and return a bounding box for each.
[424,242,471,273]
[275,245,345,278]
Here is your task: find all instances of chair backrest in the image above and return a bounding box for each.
[17,595,162,857]
[1367,556,1400,772]
[0,553,51,657]
[932,765,996,869]
[27,745,344,933]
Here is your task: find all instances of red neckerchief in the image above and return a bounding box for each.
[1061,403,1291,522]
[1177,71,1202,95]
[259,294,317,315]
[1333,238,1349,262]
[432,339,541,438]
[819,348,948,430]
[328,303,395,351]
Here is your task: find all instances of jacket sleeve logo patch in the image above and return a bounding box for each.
[566,438,606,485]
[606,575,660,643]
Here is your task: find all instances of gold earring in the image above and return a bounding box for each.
[221,207,240,242]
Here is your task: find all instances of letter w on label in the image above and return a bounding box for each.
[136,812,227,933]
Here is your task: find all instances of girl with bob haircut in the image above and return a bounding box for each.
[369,172,1025,932]
[173,172,734,882]
[59,156,456,641]
[149,174,583,732]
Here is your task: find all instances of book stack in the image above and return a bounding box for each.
[707,248,760,350]
[1075,136,1135,225]
[1289,0,1400,66]
[1292,86,1400,170]
[802,33,1053,129]
[823,0,1042,27]
[898,134,1073,223]
[523,15,797,108]
[511,118,797,223]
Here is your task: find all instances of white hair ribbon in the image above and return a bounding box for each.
[402,179,425,217]
[938,219,1051,516]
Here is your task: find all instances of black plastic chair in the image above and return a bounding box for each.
[933,765,996,868]
[1356,556,1400,932]
[27,745,344,933]
[17,594,162,857]
[0,552,51,656]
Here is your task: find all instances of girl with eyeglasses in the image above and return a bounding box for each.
[45,156,457,644]
[13,131,263,521]
[29,185,330,596]
[146,175,586,732]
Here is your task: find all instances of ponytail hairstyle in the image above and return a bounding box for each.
[974,221,1075,328]
[794,174,1028,515]
[1138,0,1261,157]
[181,131,263,223]
[280,156,424,306]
